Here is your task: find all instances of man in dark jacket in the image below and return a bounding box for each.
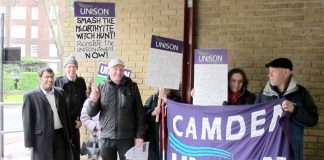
[255,58,318,160]
[55,55,87,160]
[22,67,73,160]
[86,58,145,160]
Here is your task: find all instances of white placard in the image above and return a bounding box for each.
[74,2,116,60]
[145,35,183,90]
[145,48,182,89]
[193,49,228,105]
[125,142,149,160]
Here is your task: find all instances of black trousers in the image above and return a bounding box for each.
[71,128,80,160]
[100,139,133,160]
[53,128,67,160]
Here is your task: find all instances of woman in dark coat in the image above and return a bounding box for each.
[223,68,256,105]
[22,67,73,160]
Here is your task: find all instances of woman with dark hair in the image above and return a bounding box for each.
[223,68,255,105]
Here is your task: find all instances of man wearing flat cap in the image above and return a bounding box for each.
[55,55,87,160]
[255,58,318,160]
[85,58,145,160]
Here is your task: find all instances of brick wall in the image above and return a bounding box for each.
[62,0,323,159]
[196,0,324,159]
[63,0,184,100]
[62,0,184,155]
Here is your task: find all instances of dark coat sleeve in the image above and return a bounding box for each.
[290,87,318,127]
[132,83,146,139]
[75,77,87,117]
[143,94,157,115]
[22,92,34,147]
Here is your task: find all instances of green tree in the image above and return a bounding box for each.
[20,57,47,72]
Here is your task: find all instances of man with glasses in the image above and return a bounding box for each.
[22,67,73,160]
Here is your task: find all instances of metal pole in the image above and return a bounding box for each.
[0,12,5,158]
[182,0,195,104]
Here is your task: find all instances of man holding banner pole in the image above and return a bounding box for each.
[255,58,318,160]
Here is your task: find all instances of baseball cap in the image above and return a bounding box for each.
[108,58,124,68]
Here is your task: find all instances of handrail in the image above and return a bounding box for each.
[0,130,23,134]
[0,102,23,133]
[0,102,22,106]
[0,102,23,159]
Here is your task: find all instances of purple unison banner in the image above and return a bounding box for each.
[167,99,293,160]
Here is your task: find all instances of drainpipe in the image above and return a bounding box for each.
[182,0,195,104]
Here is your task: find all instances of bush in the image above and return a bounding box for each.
[3,72,15,91]
[4,71,62,92]
[3,72,39,91]
[21,57,47,72]
[19,72,39,90]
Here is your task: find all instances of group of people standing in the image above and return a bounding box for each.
[22,56,88,160]
[22,56,145,160]
[22,56,318,160]
[222,58,318,160]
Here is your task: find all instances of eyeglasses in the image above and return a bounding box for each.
[41,76,54,79]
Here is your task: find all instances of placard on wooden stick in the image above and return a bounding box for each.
[145,35,183,90]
